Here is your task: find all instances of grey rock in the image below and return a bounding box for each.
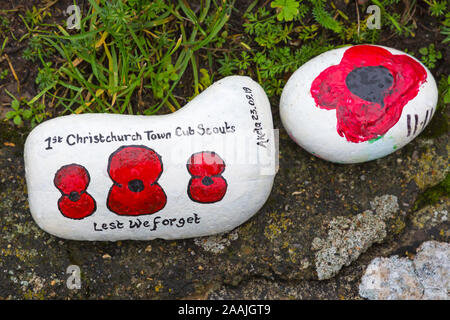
[313,195,399,280]
[412,200,448,229]
[359,256,424,300]
[194,230,239,254]
[370,195,399,220]
[359,241,449,300]
[313,210,387,280]
[413,241,449,300]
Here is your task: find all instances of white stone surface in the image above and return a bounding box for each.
[24,76,276,241]
[280,45,438,163]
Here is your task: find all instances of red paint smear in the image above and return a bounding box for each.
[187,151,227,203]
[310,45,427,143]
[107,146,166,216]
[54,164,96,219]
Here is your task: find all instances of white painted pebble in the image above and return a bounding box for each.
[24,76,276,241]
[280,45,438,163]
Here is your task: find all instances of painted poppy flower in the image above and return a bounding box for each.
[107,145,166,216]
[187,151,227,203]
[54,164,96,219]
[310,45,427,143]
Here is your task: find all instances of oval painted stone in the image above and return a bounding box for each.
[24,76,276,240]
[280,45,438,163]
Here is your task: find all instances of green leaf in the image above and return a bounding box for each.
[271,0,299,22]
[5,111,16,119]
[11,99,19,110]
[419,47,428,55]
[13,115,22,126]
[444,90,450,104]
[312,4,342,33]
[22,109,33,119]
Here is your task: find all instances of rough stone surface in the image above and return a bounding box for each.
[194,230,239,254]
[370,194,399,220]
[359,241,449,300]
[312,195,399,280]
[412,200,448,229]
[359,256,424,300]
[413,241,449,300]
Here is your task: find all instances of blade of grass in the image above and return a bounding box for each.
[179,0,207,36]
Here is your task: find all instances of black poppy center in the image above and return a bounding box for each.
[68,191,81,202]
[345,65,394,107]
[202,176,214,186]
[128,179,145,192]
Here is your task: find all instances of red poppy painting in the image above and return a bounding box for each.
[310,45,427,143]
[187,151,227,203]
[107,145,167,216]
[54,164,96,219]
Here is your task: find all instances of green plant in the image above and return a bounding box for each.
[270,0,300,22]
[214,30,228,48]
[0,36,7,56]
[16,3,56,46]
[4,88,52,127]
[197,68,213,91]
[218,53,238,76]
[423,0,447,17]
[150,57,179,100]
[413,173,450,210]
[256,41,335,96]
[421,74,449,139]
[234,1,337,96]
[0,69,8,80]
[310,0,342,34]
[4,0,444,128]
[371,0,416,37]
[4,94,32,126]
[441,12,450,43]
[35,62,59,90]
[23,36,51,62]
[244,6,295,49]
[23,5,52,29]
[442,26,450,43]
[297,24,318,40]
[443,75,450,105]
[23,0,234,117]
[238,51,253,70]
[419,44,442,69]
[0,15,10,37]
